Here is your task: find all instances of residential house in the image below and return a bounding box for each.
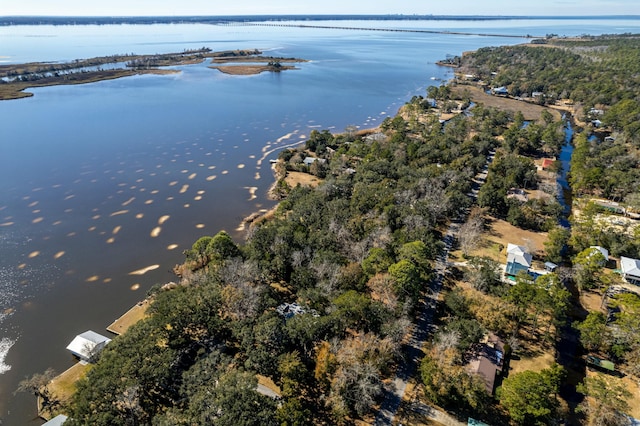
[466,334,505,395]
[468,419,490,426]
[365,132,387,143]
[491,86,508,96]
[43,415,68,426]
[589,245,609,264]
[540,158,555,171]
[505,243,533,277]
[276,302,319,319]
[621,256,640,285]
[66,330,111,362]
[506,188,527,203]
[303,157,326,166]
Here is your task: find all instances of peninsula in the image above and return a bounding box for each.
[0,48,306,100]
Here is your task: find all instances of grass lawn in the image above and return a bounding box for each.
[39,363,91,420]
[451,85,562,122]
[106,299,150,335]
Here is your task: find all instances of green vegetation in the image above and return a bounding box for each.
[497,364,564,425]
[57,33,640,425]
[66,84,521,423]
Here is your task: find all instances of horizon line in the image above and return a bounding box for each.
[2,14,640,19]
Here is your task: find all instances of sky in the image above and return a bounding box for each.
[1,0,638,17]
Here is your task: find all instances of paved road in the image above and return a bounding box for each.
[374,222,458,425]
[374,151,495,425]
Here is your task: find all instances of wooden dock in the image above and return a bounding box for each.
[106,299,151,335]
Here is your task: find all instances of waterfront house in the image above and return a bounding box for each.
[505,243,532,278]
[43,415,68,425]
[303,157,326,166]
[365,132,387,143]
[620,256,640,285]
[66,330,111,362]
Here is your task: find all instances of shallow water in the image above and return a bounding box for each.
[1,18,639,424]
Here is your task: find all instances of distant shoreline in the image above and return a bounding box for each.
[0,49,306,100]
[2,15,639,27]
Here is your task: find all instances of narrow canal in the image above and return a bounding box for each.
[557,116,574,226]
[555,115,588,424]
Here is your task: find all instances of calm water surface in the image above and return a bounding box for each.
[1,18,638,424]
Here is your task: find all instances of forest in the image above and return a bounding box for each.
[31,34,640,425]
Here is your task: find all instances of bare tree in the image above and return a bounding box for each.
[458,207,485,257]
[435,329,461,354]
[15,368,59,415]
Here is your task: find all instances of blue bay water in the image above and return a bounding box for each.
[0,18,639,424]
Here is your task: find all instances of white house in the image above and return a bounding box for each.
[505,243,533,277]
[66,330,111,362]
[43,414,68,426]
[491,86,508,96]
[303,157,326,166]
[620,257,640,286]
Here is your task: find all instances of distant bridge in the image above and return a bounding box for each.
[229,21,541,39]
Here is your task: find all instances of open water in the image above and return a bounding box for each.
[1,18,639,425]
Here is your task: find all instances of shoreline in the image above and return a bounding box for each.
[0,49,306,100]
[210,64,298,75]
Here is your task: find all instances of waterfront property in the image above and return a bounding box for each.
[620,256,640,286]
[42,414,68,425]
[303,157,327,166]
[66,331,111,362]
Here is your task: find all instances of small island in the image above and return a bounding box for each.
[209,55,306,75]
[0,48,306,100]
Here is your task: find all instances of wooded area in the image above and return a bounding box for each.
[27,34,640,425]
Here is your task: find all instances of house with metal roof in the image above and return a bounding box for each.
[66,330,111,362]
[620,256,640,285]
[491,86,508,96]
[303,157,327,166]
[43,414,68,425]
[505,243,532,277]
[590,246,609,262]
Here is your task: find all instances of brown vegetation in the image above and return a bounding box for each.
[210,64,297,75]
[451,85,562,122]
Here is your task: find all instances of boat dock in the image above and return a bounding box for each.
[106,299,151,335]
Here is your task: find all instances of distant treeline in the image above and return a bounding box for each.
[2,15,640,26]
